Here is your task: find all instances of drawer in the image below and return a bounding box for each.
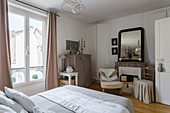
[59,79,75,86]
[76,56,91,61]
[76,56,82,61]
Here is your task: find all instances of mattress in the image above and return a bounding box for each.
[30,85,134,113]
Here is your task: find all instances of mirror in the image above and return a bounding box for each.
[118,27,144,62]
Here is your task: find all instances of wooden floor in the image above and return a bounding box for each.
[89,83,170,113]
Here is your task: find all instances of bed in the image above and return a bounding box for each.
[30,85,134,113]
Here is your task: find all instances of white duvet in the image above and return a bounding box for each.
[39,87,129,113]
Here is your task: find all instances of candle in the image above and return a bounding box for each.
[84,40,85,47]
[79,40,80,47]
[81,39,83,46]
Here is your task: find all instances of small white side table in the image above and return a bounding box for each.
[59,72,78,86]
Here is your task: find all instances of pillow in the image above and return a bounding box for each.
[0,104,16,113]
[101,71,118,81]
[0,90,5,96]
[5,87,35,113]
[0,94,26,113]
[33,107,55,113]
[100,71,107,78]
[20,109,29,113]
[109,70,117,78]
[99,69,118,81]
[101,75,118,81]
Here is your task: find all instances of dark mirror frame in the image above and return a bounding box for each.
[118,27,144,62]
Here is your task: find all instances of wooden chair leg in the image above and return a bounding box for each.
[120,88,122,96]
[102,88,105,92]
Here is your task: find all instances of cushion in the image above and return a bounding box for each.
[33,107,55,113]
[101,81,123,86]
[5,87,35,113]
[101,81,123,89]
[99,69,118,81]
[109,70,117,78]
[0,104,16,113]
[0,90,5,96]
[101,75,118,81]
[0,94,26,113]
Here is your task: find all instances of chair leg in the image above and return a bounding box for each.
[120,88,122,96]
[102,88,105,92]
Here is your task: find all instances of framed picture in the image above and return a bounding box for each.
[112,38,117,46]
[112,47,118,55]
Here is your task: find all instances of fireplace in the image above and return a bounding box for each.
[119,67,141,80]
[115,62,147,94]
[115,62,146,79]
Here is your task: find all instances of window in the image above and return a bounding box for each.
[9,6,47,85]
[9,13,25,84]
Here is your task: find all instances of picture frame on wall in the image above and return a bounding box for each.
[112,38,118,46]
[112,47,118,55]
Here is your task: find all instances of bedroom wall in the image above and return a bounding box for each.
[15,14,88,96]
[87,7,170,81]
[57,14,88,56]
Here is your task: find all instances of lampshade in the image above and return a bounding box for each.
[59,54,66,59]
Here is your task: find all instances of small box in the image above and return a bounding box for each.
[121,76,127,82]
[59,79,75,86]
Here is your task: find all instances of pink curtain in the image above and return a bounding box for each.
[0,0,13,91]
[45,12,58,90]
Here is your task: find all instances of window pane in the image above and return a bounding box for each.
[9,13,25,84]
[29,18,44,81]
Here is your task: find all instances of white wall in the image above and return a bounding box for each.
[15,14,88,96]
[109,13,144,67]
[57,14,88,56]
[87,7,170,81]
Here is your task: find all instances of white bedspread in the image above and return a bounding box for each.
[39,87,129,113]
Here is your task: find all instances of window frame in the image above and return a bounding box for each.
[9,5,47,87]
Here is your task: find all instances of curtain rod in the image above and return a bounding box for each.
[15,0,60,17]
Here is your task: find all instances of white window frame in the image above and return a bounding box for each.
[9,4,47,87]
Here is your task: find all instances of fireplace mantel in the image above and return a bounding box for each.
[115,62,147,79]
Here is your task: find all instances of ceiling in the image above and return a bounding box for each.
[10,0,170,24]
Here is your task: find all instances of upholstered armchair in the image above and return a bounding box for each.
[98,69,123,95]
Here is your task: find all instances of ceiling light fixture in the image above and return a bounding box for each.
[61,0,85,14]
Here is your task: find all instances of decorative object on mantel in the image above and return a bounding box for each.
[66,40,79,54]
[79,39,85,54]
[112,47,118,55]
[61,0,85,14]
[125,47,135,59]
[59,54,66,71]
[112,38,118,46]
[118,27,144,62]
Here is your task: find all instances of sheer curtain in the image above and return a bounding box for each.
[0,0,13,91]
[45,11,58,90]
